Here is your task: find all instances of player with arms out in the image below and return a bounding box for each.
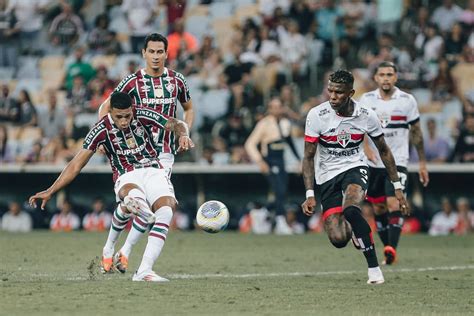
[97,33,194,272]
[301,70,410,285]
[29,92,194,282]
[359,62,429,265]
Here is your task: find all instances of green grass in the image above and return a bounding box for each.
[1,231,473,316]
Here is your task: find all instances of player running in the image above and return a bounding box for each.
[29,92,194,282]
[97,33,194,272]
[301,70,410,285]
[359,62,429,265]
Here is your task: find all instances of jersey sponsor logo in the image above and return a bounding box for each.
[84,123,105,144]
[327,147,360,157]
[141,97,174,105]
[319,108,330,116]
[116,143,145,155]
[337,130,351,148]
[138,108,165,123]
[116,74,135,91]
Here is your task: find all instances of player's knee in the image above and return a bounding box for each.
[329,235,350,248]
[152,196,177,212]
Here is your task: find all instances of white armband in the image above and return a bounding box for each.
[306,190,315,199]
[391,180,404,191]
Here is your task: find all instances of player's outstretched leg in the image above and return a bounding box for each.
[102,204,132,273]
[114,216,149,273]
[133,204,174,282]
[343,184,383,284]
[324,212,352,249]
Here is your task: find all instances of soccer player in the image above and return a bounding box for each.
[29,92,194,282]
[301,70,410,285]
[359,62,429,265]
[97,33,194,271]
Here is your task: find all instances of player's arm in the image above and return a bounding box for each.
[165,117,194,152]
[181,100,194,131]
[244,122,269,174]
[301,140,317,216]
[409,121,429,187]
[363,135,377,163]
[98,97,111,119]
[29,149,95,210]
[371,135,411,215]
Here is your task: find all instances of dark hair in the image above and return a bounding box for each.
[144,33,168,51]
[110,92,132,109]
[375,61,398,74]
[329,70,354,87]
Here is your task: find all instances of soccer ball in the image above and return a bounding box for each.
[196,200,229,233]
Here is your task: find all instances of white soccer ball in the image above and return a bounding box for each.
[196,200,229,233]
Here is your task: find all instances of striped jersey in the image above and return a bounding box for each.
[359,88,419,168]
[114,67,191,154]
[83,107,169,182]
[305,101,383,185]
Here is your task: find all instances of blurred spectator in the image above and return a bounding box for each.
[166,0,186,32]
[278,19,308,80]
[415,23,444,63]
[430,58,457,102]
[22,141,43,163]
[0,0,19,68]
[37,90,67,139]
[16,89,37,126]
[429,197,458,236]
[63,46,96,91]
[458,0,474,27]
[451,115,474,162]
[307,212,323,233]
[210,136,230,165]
[376,0,403,36]
[0,124,14,162]
[444,23,467,62]
[431,0,463,34]
[454,197,473,235]
[218,113,250,150]
[285,205,305,234]
[67,75,89,113]
[167,18,198,62]
[50,199,80,231]
[248,202,272,234]
[7,0,49,55]
[49,1,84,51]
[87,13,116,55]
[121,0,157,53]
[198,146,214,165]
[82,197,112,232]
[0,84,19,123]
[288,0,314,35]
[1,201,32,232]
[315,0,344,43]
[412,118,451,163]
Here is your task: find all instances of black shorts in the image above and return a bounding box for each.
[366,166,408,203]
[317,166,369,220]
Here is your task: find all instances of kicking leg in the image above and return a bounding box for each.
[324,212,352,248]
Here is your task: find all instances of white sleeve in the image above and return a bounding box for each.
[407,95,420,124]
[367,108,383,138]
[304,109,320,142]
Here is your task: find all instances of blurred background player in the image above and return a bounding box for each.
[301,70,410,285]
[97,33,194,267]
[82,197,112,232]
[359,61,429,265]
[29,92,194,281]
[245,97,300,235]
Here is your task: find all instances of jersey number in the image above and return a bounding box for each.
[360,168,368,184]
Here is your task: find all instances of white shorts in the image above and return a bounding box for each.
[114,168,175,205]
[159,152,175,178]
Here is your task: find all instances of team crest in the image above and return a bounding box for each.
[165,82,175,94]
[126,137,137,148]
[337,129,351,148]
[154,85,164,98]
[379,112,390,128]
[135,126,144,137]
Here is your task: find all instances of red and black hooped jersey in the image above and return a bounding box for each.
[83,107,169,182]
[305,101,383,185]
[114,68,191,154]
[359,88,419,168]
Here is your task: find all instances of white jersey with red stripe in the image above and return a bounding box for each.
[305,101,383,185]
[359,87,420,168]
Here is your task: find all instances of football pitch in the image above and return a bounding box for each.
[1,231,473,316]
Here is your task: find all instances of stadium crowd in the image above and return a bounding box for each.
[0,0,473,234]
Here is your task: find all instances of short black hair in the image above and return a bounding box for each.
[143,33,168,51]
[375,61,398,74]
[110,92,132,109]
[329,70,354,87]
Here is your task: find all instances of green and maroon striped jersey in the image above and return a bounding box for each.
[83,107,169,182]
[114,67,191,154]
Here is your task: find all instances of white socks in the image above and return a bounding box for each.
[137,206,173,275]
[103,204,131,257]
[119,216,149,258]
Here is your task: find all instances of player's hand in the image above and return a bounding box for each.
[29,190,53,210]
[97,145,106,155]
[258,160,270,174]
[177,135,194,152]
[419,162,429,187]
[301,197,316,216]
[395,189,410,216]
